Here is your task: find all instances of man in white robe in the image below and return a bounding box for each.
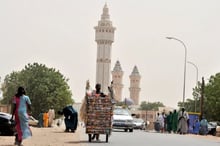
[178,107,189,134]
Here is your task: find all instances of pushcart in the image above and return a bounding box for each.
[86,95,113,143]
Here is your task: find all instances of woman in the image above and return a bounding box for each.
[11,87,32,146]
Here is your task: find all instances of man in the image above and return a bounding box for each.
[48,108,55,127]
[200,116,208,135]
[91,83,106,141]
[178,107,189,134]
[166,111,173,133]
[172,109,178,133]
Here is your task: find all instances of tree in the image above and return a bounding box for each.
[203,73,220,121]
[1,63,73,117]
[139,101,165,111]
[177,73,220,121]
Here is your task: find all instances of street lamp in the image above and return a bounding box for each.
[166,37,187,107]
[187,61,198,112]
[187,61,198,87]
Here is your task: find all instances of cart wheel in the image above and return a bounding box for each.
[106,134,109,143]
[88,134,92,142]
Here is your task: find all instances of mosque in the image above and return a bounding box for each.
[94,4,141,105]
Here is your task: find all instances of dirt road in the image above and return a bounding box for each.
[0,123,86,146]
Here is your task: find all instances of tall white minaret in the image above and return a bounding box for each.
[129,66,141,105]
[112,60,123,102]
[94,4,116,94]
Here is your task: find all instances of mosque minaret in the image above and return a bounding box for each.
[129,66,141,105]
[112,60,124,102]
[95,4,116,94]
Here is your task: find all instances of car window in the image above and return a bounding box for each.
[134,119,143,122]
[113,109,130,116]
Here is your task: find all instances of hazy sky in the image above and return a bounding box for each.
[0,0,220,108]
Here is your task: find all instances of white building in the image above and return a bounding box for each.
[95,4,116,94]
[112,60,124,102]
[129,66,141,105]
[95,4,141,105]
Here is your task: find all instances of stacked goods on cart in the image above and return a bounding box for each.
[86,96,113,134]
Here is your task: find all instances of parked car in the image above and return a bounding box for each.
[0,112,15,136]
[112,107,134,132]
[133,118,146,130]
[28,116,39,127]
[207,122,217,136]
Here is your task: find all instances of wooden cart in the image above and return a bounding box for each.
[86,95,113,142]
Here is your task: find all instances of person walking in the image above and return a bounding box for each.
[48,108,55,127]
[178,107,189,134]
[200,116,208,135]
[43,112,49,127]
[157,113,164,133]
[172,109,178,133]
[11,87,32,146]
[193,117,200,134]
[166,111,173,133]
[38,111,44,128]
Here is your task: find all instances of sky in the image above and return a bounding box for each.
[0,0,220,108]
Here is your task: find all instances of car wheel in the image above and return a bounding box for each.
[124,129,128,132]
[129,129,133,132]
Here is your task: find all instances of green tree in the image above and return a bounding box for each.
[204,73,220,121]
[177,73,220,121]
[139,101,165,111]
[1,63,73,117]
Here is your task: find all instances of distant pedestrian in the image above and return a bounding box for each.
[43,112,49,127]
[155,113,161,132]
[158,113,165,133]
[38,112,44,128]
[11,86,32,146]
[200,116,208,135]
[193,118,200,134]
[172,109,178,133]
[48,108,55,127]
[178,107,189,134]
[166,111,173,133]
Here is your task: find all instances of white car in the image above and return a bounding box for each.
[133,118,146,130]
[28,116,39,127]
[112,108,134,132]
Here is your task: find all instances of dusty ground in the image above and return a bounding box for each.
[0,123,86,146]
[1,125,219,146]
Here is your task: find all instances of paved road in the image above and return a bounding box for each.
[79,129,220,146]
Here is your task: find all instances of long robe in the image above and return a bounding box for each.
[172,112,178,133]
[166,114,173,133]
[48,109,55,127]
[178,111,189,134]
[13,95,32,141]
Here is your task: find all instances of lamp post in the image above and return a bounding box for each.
[187,61,198,112]
[166,37,187,107]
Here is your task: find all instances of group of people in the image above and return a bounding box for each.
[155,107,189,134]
[192,116,208,135]
[38,109,55,128]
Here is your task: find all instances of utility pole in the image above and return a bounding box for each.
[200,77,205,119]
